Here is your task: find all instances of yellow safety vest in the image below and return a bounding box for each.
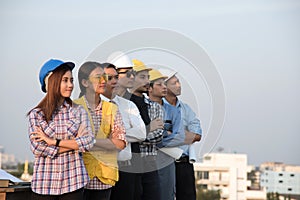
[74,97,118,186]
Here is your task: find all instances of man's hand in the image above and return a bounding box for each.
[184,130,201,144]
[193,134,201,143]
[149,118,164,132]
[31,127,56,146]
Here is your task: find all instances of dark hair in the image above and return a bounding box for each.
[149,82,154,88]
[78,61,104,97]
[27,65,73,122]
[102,62,117,70]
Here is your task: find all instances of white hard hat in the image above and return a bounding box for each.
[158,68,177,81]
[107,51,133,69]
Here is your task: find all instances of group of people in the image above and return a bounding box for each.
[27,51,202,200]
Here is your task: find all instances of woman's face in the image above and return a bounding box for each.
[87,67,107,95]
[60,70,74,98]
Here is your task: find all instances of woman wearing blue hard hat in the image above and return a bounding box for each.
[27,59,95,200]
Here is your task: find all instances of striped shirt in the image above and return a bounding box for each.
[83,97,126,190]
[28,101,94,195]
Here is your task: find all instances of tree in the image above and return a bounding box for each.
[267,192,280,200]
[197,187,221,200]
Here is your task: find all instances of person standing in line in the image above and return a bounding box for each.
[107,52,163,200]
[147,69,186,200]
[99,63,147,200]
[161,68,202,200]
[130,59,164,200]
[107,52,146,200]
[28,59,94,200]
[74,61,126,200]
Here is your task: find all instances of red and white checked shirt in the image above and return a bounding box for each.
[28,101,94,195]
[83,97,126,190]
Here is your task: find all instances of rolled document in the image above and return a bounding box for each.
[159,147,183,159]
[188,143,197,163]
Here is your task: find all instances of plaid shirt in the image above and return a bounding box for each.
[83,97,126,190]
[28,101,94,195]
[139,97,164,156]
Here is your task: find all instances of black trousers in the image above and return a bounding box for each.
[31,188,84,200]
[175,160,196,200]
[84,188,111,200]
[110,154,161,200]
[110,170,141,200]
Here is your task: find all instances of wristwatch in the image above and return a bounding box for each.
[55,139,61,147]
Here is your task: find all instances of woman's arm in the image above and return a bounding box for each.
[31,127,79,149]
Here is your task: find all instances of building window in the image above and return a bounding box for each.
[197,171,209,180]
[279,180,283,183]
[204,171,209,179]
[196,171,201,179]
[288,188,292,191]
[279,173,283,176]
[290,174,294,177]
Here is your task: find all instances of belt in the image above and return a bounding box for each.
[176,156,189,163]
[131,142,141,153]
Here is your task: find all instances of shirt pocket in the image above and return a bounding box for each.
[66,119,80,139]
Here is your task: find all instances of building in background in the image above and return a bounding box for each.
[260,162,300,200]
[0,146,17,169]
[194,153,266,200]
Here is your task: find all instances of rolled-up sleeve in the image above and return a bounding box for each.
[75,107,94,152]
[146,102,164,144]
[183,103,202,135]
[125,102,146,142]
[28,110,58,159]
[111,109,126,142]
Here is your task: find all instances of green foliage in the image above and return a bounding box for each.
[5,162,34,179]
[267,192,280,200]
[197,187,221,200]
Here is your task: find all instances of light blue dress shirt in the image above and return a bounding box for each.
[160,101,185,147]
[163,98,202,156]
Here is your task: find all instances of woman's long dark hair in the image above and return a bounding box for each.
[78,61,104,98]
[27,65,73,122]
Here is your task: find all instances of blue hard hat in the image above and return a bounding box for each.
[39,59,75,93]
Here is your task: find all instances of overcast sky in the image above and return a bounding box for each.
[0,0,299,166]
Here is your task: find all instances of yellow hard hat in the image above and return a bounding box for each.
[149,69,168,82]
[132,59,152,72]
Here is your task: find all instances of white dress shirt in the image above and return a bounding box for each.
[101,94,146,161]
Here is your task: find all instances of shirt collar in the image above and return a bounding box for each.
[162,97,181,107]
[143,94,151,105]
[84,95,102,111]
[100,94,110,102]
[58,100,71,110]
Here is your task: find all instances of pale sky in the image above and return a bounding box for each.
[0,0,299,166]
